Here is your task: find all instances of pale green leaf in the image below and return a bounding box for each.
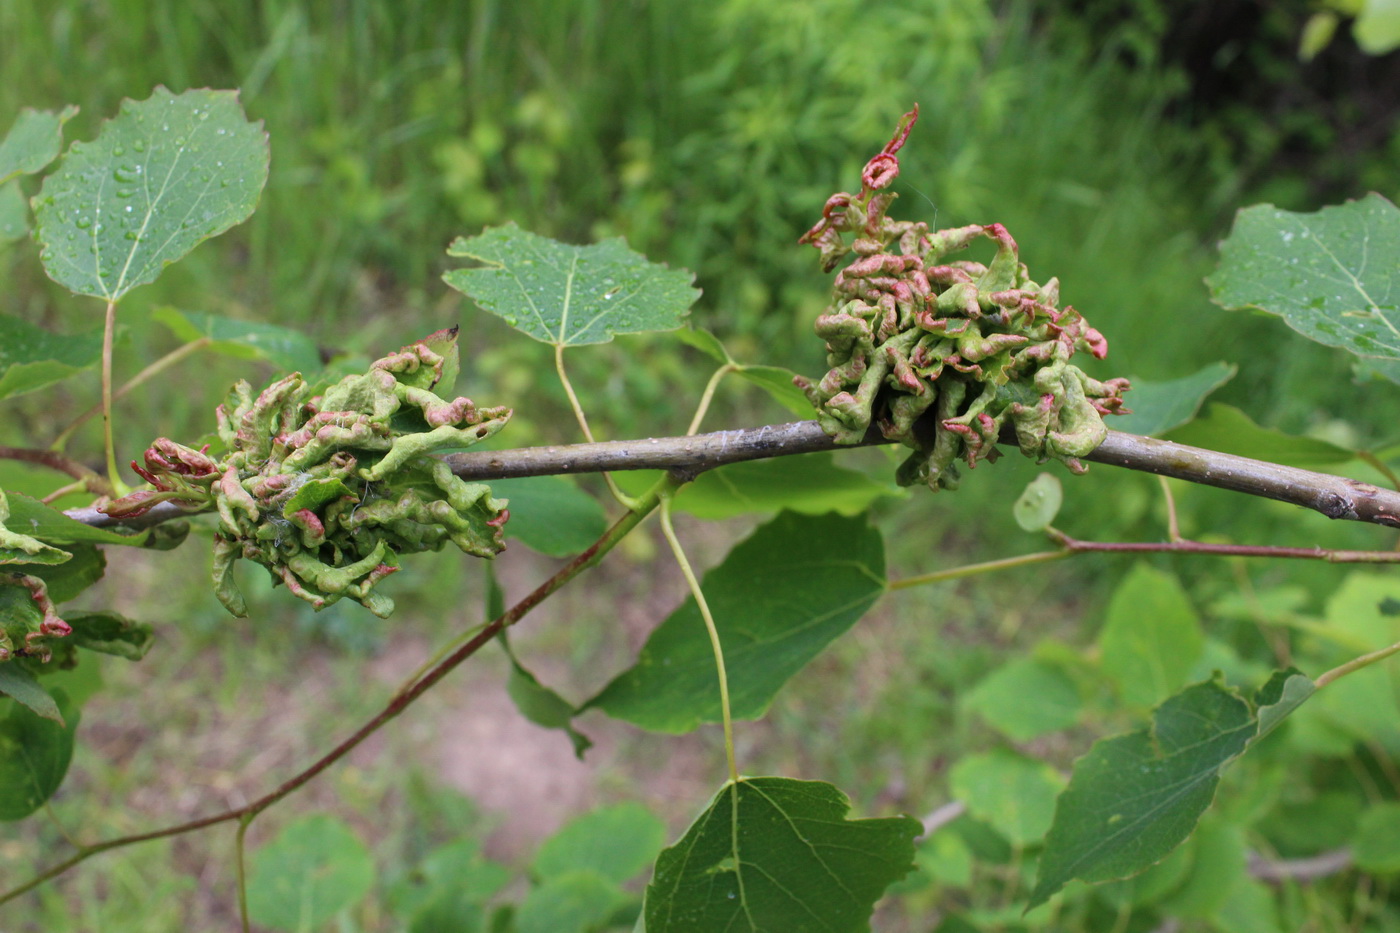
[1012,473,1062,532]
[0,181,26,242]
[1208,194,1400,360]
[1154,817,1247,919]
[0,105,78,184]
[247,814,376,932]
[444,224,700,346]
[487,476,607,557]
[1166,403,1354,468]
[963,657,1081,742]
[0,664,62,722]
[1355,0,1400,53]
[151,306,321,373]
[0,314,103,402]
[1353,802,1400,873]
[533,803,667,884]
[1097,564,1204,708]
[517,872,624,933]
[948,750,1065,846]
[33,87,269,302]
[668,454,895,520]
[1111,362,1236,436]
[584,511,885,733]
[645,777,919,933]
[0,688,78,820]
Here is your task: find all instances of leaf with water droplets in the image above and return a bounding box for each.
[32,87,268,303]
[1208,194,1400,361]
[444,224,700,346]
[0,314,103,401]
[0,105,78,184]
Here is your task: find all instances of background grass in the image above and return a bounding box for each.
[3,1,1400,930]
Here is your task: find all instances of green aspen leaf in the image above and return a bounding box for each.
[1012,473,1062,532]
[645,777,919,933]
[1355,0,1400,54]
[962,657,1081,742]
[0,663,62,722]
[1166,403,1355,468]
[1097,564,1204,708]
[0,688,78,820]
[387,838,509,924]
[2,492,145,547]
[583,511,885,733]
[444,223,700,346]
[948,750,1065,847]
[533,803,668,884]
[0,105,78,183]
[1353,802,1400,873]
[500,630,592,758]
[517,872,624,933]
[668,454,896,520]
[1207,194,1400,360]
[0,489,70,566]
[151,306,321,373]
[64,610,154,660]
[0,314,103,401]
[736,365,817,417]
[1028,672,1313,909]
[1112,362,1237,436]
[487,476,607,557]
[672,327,732,363]
[1154,817,1247,919]
[33,87,269,302]
[1213,877,1283,933]
[0,181,26,242]
[247,814,376,932]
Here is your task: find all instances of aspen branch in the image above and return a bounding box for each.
[64,422,1400,530]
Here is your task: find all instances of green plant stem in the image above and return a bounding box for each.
[686,363,738,436]
[1315,638,1400,689]
[887,549,1073,590]
[659,494,739,783]
[1158,476,1182,543]
[235,815,253,933]
[51,337,212,452]
[99,299,127,495]
[0,486,665,908]
[553,343,634,509]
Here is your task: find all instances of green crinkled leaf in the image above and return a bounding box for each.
[948,750,1065,847]
[533,803,667,884]
[487,476,607,557]
[1112,362,1236,437]
[0,181,26,242]
[962,657,1081,742]
[444,223,700,346]
[0,688,78,820]
[584,511,885,733]
[0,314,103,402]
[645,777,919,933]
[65,610,154,660]
[19,544,104,604]
[0,663,62,722]
[1012,473,1062,532]
[33,87,269,302]
[1028,672,1314,909]
[0,489,71,565]
[0,105,78,184]
[517,872,625,933]
[282,476,355,517]
[151,306,322,373]
[3,492,145,546]
[1097,564,1204,708]
[1208,194,1400,360]
[247,814,376,932]
[1166,403,1355,468]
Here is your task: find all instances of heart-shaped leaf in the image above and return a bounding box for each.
[33,87,268,302]
[248,814,376,932]
[1208,194,1400,361]
[645,777,918,932]
[151,306,321,373]
[444,224,699,346]
[0,105,78,184]
[0,315,103,402]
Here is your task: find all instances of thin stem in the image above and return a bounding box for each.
[888,549,1073,590]
[686,363,738,436]
[0,491,663,907]
[0,447,111,496]
[554,343,633,508]
[41,480,92,505]
[99,299,127,495]
[660,494,739,783]
[1315,638,1400,689]
[1357,449,1400,492]
[1158,476,1182,543]
[235,815,253,933]
[1049,531,1400,564]
[51,337,212,452]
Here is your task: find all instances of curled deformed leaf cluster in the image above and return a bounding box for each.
[797,107,1130,489]
[106,330,511,618]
